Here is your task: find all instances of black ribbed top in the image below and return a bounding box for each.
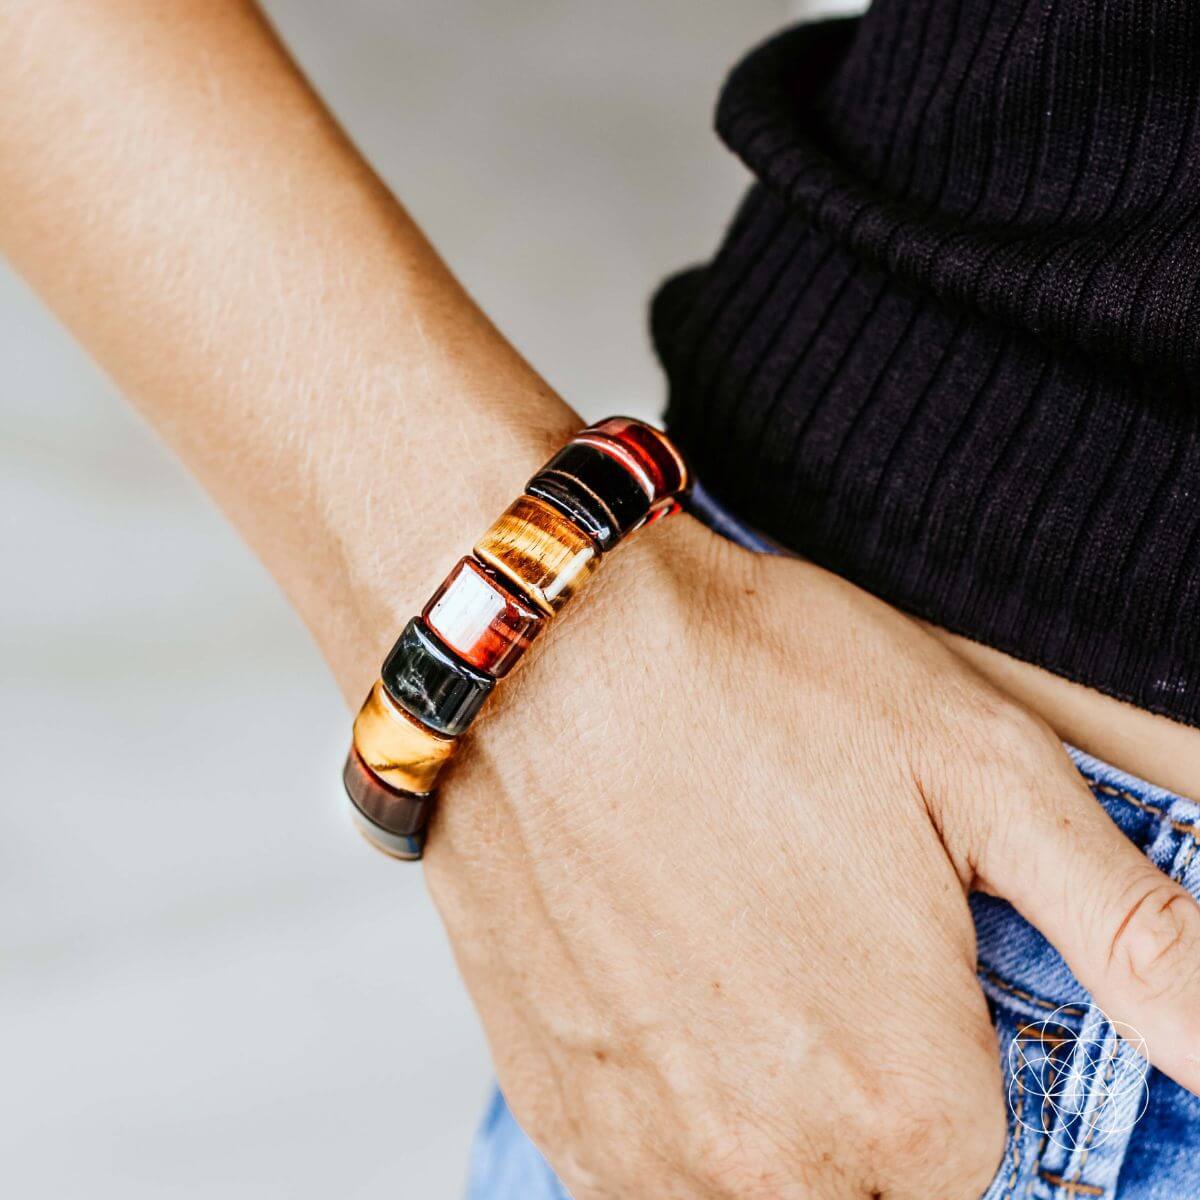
[652,2,1200,726]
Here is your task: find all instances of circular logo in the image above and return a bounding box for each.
[1007,1005,1150,1151]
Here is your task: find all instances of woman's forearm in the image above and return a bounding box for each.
[0,0,576,699]
[13,9,1200,1196]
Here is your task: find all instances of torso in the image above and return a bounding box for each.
[657,11,1200,748]
[930,628,1200,800]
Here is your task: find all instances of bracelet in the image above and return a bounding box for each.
[343,416,690,860]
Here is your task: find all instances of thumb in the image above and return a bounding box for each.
[973,731,1200,1095]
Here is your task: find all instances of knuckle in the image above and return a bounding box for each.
[681,1115,791,1200]
[928,696,1051,857]
[871,1104,1004,1198]
[1106,874,1200,999]
[862,1043,1005,1195]
[548,1134,627,1200]
[546,1098,655,1200]
[555,1157,623,1200]
[509,1101,556,1162]
[942,698,1064,842]
[935,691,1055,806]
[974,698,1056,767]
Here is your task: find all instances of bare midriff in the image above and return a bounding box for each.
[927,625,1200,801]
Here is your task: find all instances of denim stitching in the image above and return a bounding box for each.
[1014,1023,1071,1159]
[1037,1171,1104,1196]
[1173,834,1198,883]
[982,983,1087,1195]
[982,772,1191,1199]
[982,969,1087,1017]
[1005,1065,1026,1199]
[1082,775,1200,838]
[1054,1034,1119,1198]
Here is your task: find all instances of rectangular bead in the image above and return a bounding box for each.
[473,494,599,615]
[423,556,544,677]
[585,416,688,499]
[529,440,651,546]
[526,472,620,551]
[352,680,456,792]
[381,618,495,736]
[342,748,433,842]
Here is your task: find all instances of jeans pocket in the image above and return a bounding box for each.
[974,969,1156,1200]
[466,1087,571,1200]
[975,1001,1047,1200]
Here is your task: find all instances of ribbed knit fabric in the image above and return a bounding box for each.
[652,4,1200,726]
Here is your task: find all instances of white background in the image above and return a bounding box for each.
[0,2,861,1196]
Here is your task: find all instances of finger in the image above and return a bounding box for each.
[973,726,1200,1095]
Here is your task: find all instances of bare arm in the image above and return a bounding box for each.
[0,0,573,698]
[5,5,1200,1197]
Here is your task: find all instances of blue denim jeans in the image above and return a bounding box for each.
[466,485,1200,1199]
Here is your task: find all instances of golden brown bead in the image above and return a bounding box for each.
[473,494,599,615]
[351,680,456,793]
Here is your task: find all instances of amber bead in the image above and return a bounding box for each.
[352,679,456,792]
[382,618,495,736]
[587,416,688,500]
[474,494,599,615]
[342,749,430,860]
[423,556,544,677]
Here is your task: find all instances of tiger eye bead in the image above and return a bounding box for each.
[382,618,495,736]
[352,679,456,792]
[474,494,599,615]
[526,472,620,551]
[423,556,544,677]
[342,749,430,860]
[587,416,688,500]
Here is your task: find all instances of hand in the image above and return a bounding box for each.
[5,4,1194,1189]
[399,515,1200,1200]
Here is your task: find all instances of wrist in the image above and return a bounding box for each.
[293,384,581,705]
[340,415,706,857]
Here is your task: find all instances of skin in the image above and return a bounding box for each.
[2,2,1200,1196]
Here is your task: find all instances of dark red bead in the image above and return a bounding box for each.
[342,748,432,860]
[586,417,687,500]
[423,557,543,677]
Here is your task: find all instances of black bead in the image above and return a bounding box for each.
[528,441,651,546]
[381,618,494,736]
[526,473,620,551]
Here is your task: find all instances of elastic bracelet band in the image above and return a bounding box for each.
[342,416,690,860]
